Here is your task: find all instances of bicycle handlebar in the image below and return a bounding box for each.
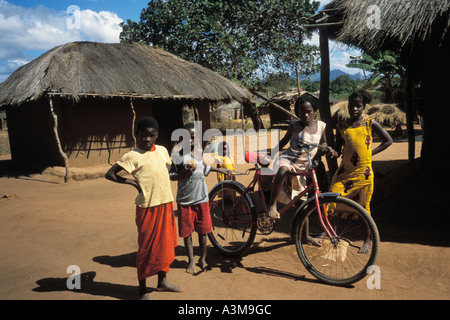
[232,144,330,176]
[297,142,330,153]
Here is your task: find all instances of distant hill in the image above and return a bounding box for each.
[301,69,366,82]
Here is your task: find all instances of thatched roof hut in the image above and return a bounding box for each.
[0,41,254,170]
[319,0,450,53]
[260,91,319,128]
[331,101,406,128]
[306,0,450,167]
[0,41,252,105]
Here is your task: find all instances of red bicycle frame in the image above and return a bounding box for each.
[220,147,338,239]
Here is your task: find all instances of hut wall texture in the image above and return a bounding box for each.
[150,99,186,150]
[6,98,60,166]
[56,97,136,167]
[58,97,187,167]
[6,96,192,167]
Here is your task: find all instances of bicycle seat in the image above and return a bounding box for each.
[245,152,271,167]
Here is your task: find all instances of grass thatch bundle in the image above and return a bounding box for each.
[0,41,252,106]
[325,0,450,52]
[331,101,406,128]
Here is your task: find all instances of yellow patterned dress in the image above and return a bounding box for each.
[330,117,374,213]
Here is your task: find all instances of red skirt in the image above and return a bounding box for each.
[135,202,177,281]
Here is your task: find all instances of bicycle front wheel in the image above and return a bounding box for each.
[208,182,257,256]
[295,195,379,286]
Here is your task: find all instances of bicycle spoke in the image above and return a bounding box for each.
[208,183,256,256]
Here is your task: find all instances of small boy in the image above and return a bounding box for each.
[170,123,230,274]
[214,141,236,183]
[105,117,181,299]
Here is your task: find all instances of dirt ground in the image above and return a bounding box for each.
[0,133,448,301]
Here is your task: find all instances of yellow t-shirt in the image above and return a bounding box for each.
[117,145,174,208]
[214,155,235,182]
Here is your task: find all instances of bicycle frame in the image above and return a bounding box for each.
[209,145,379,285]
[221,150,338,239]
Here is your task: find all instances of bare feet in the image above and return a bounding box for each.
[157,271,182,292]
[306,235,322,247]
[199,258,210,271]
[156,282,182,293]
[186,261,195,274]
[358,240,371,254]
[268,206,280,219]
[139,293,151,300]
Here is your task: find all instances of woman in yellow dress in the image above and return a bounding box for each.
[329,90,392,253]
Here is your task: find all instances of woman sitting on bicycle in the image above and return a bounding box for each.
[268,95,335,219]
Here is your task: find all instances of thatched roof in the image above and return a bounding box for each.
[331,101,406,127]
[262,91,319,107]
[312,0,450,52]
[0,41,252,106]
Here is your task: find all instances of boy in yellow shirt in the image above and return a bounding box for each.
[105,117,181,299]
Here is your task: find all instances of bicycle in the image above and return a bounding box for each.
[207,142,380,286]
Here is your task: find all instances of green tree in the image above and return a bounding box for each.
[120,0,319,86]
[300,79,320,93]
[330,75,357,95]
[346,51,404,102]
[259,72,296,97]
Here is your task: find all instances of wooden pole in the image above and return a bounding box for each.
[49,97,70,183]
[319,27,338,177]
[405,58,415,161]
[130,98,137,146]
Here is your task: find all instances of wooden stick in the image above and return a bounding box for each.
[130,98,137,146]
[250,90,300,121]
[49,97,70,183]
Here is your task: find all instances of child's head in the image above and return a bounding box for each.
[348,90,372,121]
[295,95,318,124]
[183,123,200,150]
[219,141,230,157]
[136,117,159,151]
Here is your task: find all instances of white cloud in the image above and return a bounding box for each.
[318,0,334,9]
[304,30,364,75]
[78,9,123,43]
[330,44,364,75]
[0,0,123,82]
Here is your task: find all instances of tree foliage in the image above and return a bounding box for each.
[346,50,405,102]
[120,0,319,86]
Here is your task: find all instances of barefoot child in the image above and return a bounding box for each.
[329,90,392,253]
[170,123,231,274]
[105,117,181,299]
[268,95,334,219]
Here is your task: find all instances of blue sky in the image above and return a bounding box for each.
[0,0,362,83]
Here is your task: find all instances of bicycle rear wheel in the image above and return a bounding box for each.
[295,195,379,286]
[208,182,257,256]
